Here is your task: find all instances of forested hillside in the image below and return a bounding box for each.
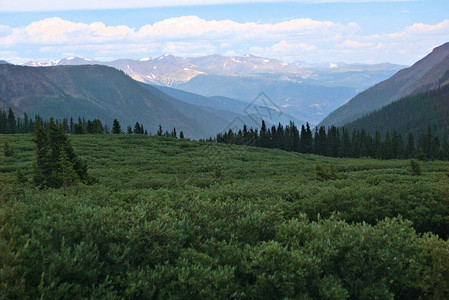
[320,42,449,127]
[0,64,228,138]
[1,134,449,298]
[344,81,449,142]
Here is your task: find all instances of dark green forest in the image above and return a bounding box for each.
[1,133,449,298]
[0,108,181,138]
[344,82,449,142]
[215,120,449,161]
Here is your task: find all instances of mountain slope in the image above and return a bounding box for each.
[320,42,449,127]
[151,85,306,127]
[0,64,229,138]
[173,74,357,123]
[343,81,449,141]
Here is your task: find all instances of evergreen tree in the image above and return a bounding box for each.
[7,108,16,133]
[127,126,133,134]
[134,122,142,134]
[382,131,394,159]
[0,109,7,133]
[112,119,122,134]
[339,128,352,157]
[301,123,313,154]
[157,125,163,136]
[406,133,415,158]
[33,121,51,187]
[33,118,88,189]
[74,117,85,134]
[259,120,268,148]
[180,131,184,139]
[23,113,30,133]
[58,148,79,195]
[69,117,74,133]
[63,118,70,133]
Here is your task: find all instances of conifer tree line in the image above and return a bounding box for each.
[0,108,184,138]
[215,120,449,160]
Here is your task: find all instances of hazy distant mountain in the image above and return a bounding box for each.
[152,85,306,127]
[172,74,358,124]
[0,60,10,65]
[320,42,449,127]
[22,54,404,124]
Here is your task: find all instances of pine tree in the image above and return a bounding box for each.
[406,133,415,158]
[7,108,16,133]
[70,117,74,133]
[112,119,122,134]
[382,131,393,159]
[127,125,133,134]
[33,118,89,188]
[74,117,85,134]
[180,131,184,139]
[33,121,50,187]
[134,122,141,134]
[58,148,79,195]
[0,109,7,133]
[339,128,352,157]
[157,125,163,136]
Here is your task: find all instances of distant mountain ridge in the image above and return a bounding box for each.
[21,54,405,124]
[320,42,449,127]
[24,54,304,86]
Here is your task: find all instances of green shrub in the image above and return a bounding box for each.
[410,159,421,176]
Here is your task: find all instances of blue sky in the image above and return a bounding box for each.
[1,0,448,64]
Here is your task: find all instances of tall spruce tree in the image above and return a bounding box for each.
[33,118,88,189]
[112,119,122,134]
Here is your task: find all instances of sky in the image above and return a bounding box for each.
[1,0,448,65]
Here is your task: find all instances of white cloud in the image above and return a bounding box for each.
[0,16,357,45]
[250,40,319,61]
[337,39,373,48]
[0,1,414,12]
[1,16,448,64]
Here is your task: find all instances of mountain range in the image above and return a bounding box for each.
[0,64,304,138]
[320,42,449,127]
[23,54,405,124]
[4,43,448,141]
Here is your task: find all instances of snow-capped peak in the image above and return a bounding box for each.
[139,57,151,62]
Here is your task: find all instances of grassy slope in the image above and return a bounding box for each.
[1,134,449,298]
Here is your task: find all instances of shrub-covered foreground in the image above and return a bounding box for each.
[1,134,449,298]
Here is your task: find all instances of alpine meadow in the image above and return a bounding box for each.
[1,0,449,299]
